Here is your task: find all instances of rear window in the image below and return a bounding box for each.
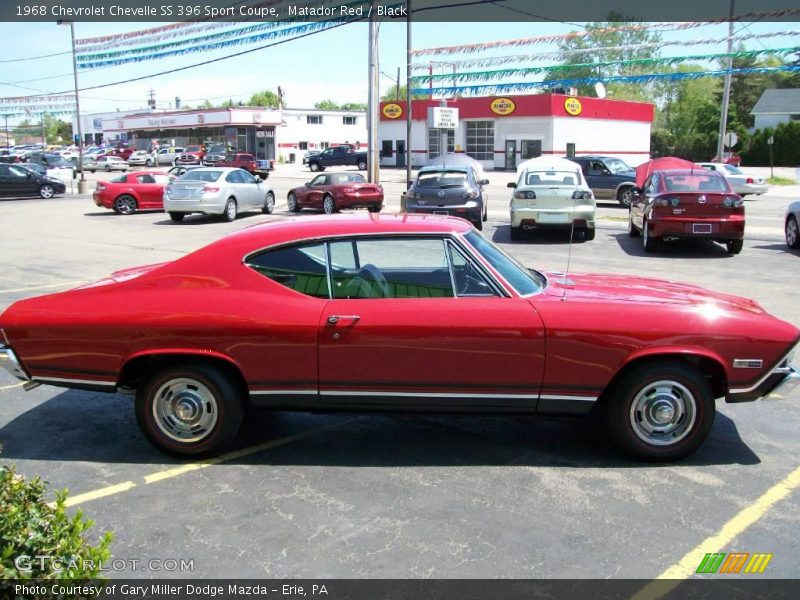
[523,170,578,186]
[417,171,468,188]
[111,174,128,183]
[182,170,222,182]
[663,173,729,192]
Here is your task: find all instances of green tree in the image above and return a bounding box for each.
[315,99,340,110]
[247,90,281,108]
[381,84,427,101]
[341,102,367,111]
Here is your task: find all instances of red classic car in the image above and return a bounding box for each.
[93,171,173,214]
[288,172,384,214]
[0,215,797,460]
[629,168,745,254]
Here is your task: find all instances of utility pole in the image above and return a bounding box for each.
[3,114,9,149]
[716,0,735,161]
[41,113,46,146]
[406,0,412,186]
[59,19,87,193]
[396,66,400,100]
[367,0,380,184]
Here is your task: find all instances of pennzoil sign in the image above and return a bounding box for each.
[382,103,403,119]
[564,97,583,116]
[490,97,516,116]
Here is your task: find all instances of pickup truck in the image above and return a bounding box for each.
[217,153,274,179]
[306,145,368,172]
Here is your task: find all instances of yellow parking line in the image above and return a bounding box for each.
[631,465,800,599]
[0,382,24,390]
[0,281,88,294]
[59,420,348,507]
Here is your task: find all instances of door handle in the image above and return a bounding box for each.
[327,315,361,325]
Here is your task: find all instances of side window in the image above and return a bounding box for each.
[643,174,657,195]
[137,174,156,184]
[310,175,327,186]
[245,243,329,299]
[447,243,498,297]
[226,170,243,183]
[328,238,454,299]
[240,170,256,183]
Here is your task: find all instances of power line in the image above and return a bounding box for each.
[0,50,71,63]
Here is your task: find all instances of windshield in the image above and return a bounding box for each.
[723,164,744,175]
[181,170,222,182]
[522,170,579,186]
[185,146,201,152]
[417,170,469,189]
[464,232,545,296]
[208,146,226,153]
[605,158,632,174]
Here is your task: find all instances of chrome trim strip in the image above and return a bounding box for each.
[730,346,799,395]
[539,394,598,402]
[0,329,9,346]
[33,376,116,387]
[321,390,540,399]
[250,389,318,396]
[0,346,31,382]
[733,359,763,369]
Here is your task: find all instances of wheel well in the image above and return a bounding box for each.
[115,193,137,203]
[598,353,728,404]
[119,354,249,398]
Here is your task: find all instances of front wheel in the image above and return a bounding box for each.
[628,210,640,237]
[322,194,336,215]
[785,216,800,249]
[726,239,743,255]
[223,198,237,222]
[145,159,153,167]
[38,184,55,199]
[357,160,367,170]
[134,364,244,457]
[287,192,300,212]
[262,192,275,214]
[618,187,634,208]
[604,361,716,461]
[169,212,185,222]
[309,162,320,172]
[113,194,137,215]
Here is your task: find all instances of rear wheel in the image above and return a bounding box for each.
[617,186,634,208]
[262,192,275,214]
[309,162,320,172]
[726,239,743,255]
[223,198,237,222]
[786,215,800,249]
[357,160,367,170]
[368,204,382,213]
[604,361,715,461]
[135,363,244,457]
[169,212,185,222]
[113,194,137,215]
[287,192,300,212]
[643,218,658,252]
[628,210,640,237]
[322,194,336,215]
[583,227,596,241]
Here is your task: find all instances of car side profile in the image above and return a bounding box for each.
[93,171,173,214]
[568,156,637,207]
[1,215,797,461]
[0,163,66,198]
[163,166,274,222]
[695,162,769,197]
[287,172,383,214]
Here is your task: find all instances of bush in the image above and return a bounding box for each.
[741,121,800,166]
[0,463,113,580]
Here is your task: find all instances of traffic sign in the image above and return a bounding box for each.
[724,132,738,147]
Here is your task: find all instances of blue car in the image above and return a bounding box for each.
[568,156,637,207]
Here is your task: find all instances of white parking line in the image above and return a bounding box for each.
[0,281,87,294]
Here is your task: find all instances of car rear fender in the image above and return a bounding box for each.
[604,347,728,401]
[119,349,248,395]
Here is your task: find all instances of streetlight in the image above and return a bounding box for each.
[58,19,87,193]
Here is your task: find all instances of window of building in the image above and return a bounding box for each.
[298,141,308,150]
[343,116,357,125]
[320,141,330,149]
[566,143,576,158]
[427,128,455,160]
[465,121,494,161]
[245,243,329,299]
[307,115,323,124]
[521,140,542,160]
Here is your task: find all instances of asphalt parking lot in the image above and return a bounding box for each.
[1,163,799,582]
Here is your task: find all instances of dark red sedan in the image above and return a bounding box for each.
[0,215,797,461]
[93,171,173,214]
[629,169,745,254]
[287,172,383,214]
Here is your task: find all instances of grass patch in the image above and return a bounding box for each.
[767,176,795,186]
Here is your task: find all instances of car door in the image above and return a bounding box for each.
[305,175,328,208]
[238,169,262,209]
[317,236,546,408]
[6,164,37,195]
[0,164,23,195]
[585,160,613,199]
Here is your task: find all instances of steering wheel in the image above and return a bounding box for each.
[356,263,391,298]
[455,266,491,296]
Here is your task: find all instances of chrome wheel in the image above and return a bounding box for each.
[619,188,634,207]
[323,195,335,214]
[629,380,696,446]
[287,192,299,212]
[223,198,237,221]
[113,194,137,215]
[262,192,275,214]
[39,185,54,199]
[151,377,218,443]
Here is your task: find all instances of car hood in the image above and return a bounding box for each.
[544,271,765,314]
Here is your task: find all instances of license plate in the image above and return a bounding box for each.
[434,210,449,216]
[538,213,569,224]
[692,223,712,234]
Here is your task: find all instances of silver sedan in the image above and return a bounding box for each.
[163,167,275,222]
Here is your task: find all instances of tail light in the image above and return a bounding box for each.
[514,190,536,199]
[723,195,744,208]
[343,187,356,193]
[572,191,593,200]
[746,177,754,184]
[657,195,680,207]
[95,183,105,191]
[202,186,220,193]
[462,188,480,199]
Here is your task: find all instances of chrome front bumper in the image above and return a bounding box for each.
[767,365,800,400]
[0,345,31,382]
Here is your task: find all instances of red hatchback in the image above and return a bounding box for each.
[629,169,745,254]
[287,172,383,214]
[93,171,173,215]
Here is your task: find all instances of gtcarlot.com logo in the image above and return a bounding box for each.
[696,552,773,574]
[14,555,194,573]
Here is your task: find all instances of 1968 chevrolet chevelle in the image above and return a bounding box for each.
[1,214,798,460]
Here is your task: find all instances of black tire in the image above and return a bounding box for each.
[169,212,185,222]
[145,159,153,167]
[482,205,488,222]
[785,215,800,249]
[113,194,137,215]
[617,186,634,208]
[642,218,658,252]
[726,239,744,255]
[367,204,382,213]
[105,164,111,172]
[604,361,716,461]
[287,192,300,213]
[134,363,244,458]
[472,219,483,231]
[223,198,237,222]
[510,225,523,240]
[38,184,55,199]
[322,194,336,215]
[628,210,640,237]
[262,191,275,214]
[357,160,367,170]
[309,162,320,172]
[584,227,596,241]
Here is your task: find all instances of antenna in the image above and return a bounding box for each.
[561,192,579,301]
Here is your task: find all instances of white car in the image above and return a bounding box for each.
[86,155,128,173]
[509,156,596,241]
[696,162,769,197]
[163,167,275,222]
[127,150,150,166]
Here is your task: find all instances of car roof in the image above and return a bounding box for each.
[656,168,723,176]
[517,156,583,173]
[418,165,470,173]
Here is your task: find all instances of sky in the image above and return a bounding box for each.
[0,18,797,127]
